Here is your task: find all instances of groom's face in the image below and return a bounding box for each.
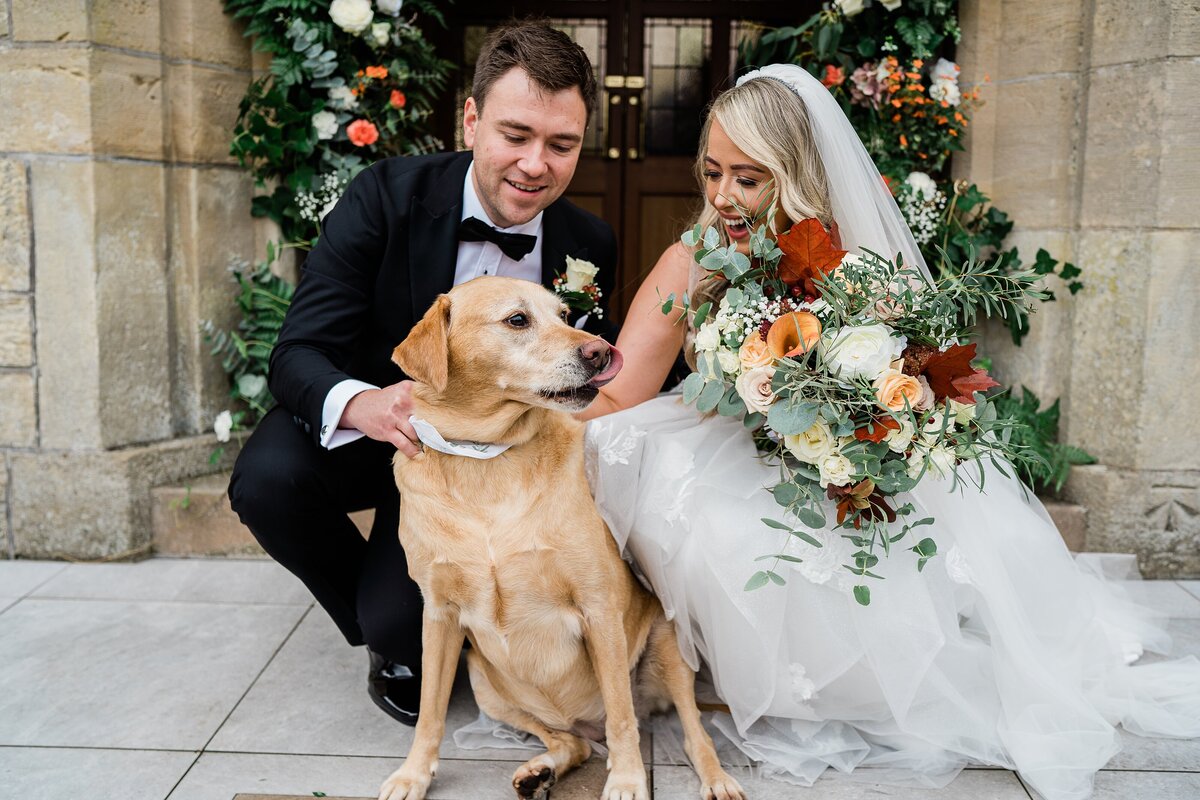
[464,67,588,229]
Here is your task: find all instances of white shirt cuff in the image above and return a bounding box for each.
[320,378,378,449]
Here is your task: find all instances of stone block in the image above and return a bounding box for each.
[1065,464,1200,578]
[167,166,256,434]
[1158,58,1200,229]
[989,75,1081,229]
[1090,0,1199,68]
[976,229,1077,404]
[162,0,252,70]
[0,48,92,154]
[0,292,34,367]
[1064,229,1150,469]
[1137,231,1200,472]
[9,434,244,559]
[92,0,161,54]
[0,159,32,292]
[1043,499,1087,552]
[1079,61,1165,229]
[165,62,246,165]
[90,49,164,161]
[0,8,8,39]
[92,160,171,448]
[0,372,37,448]
[997,0,1086,81]
[0,464,8,559]
[11,0,88,42]
[32,159,103,450]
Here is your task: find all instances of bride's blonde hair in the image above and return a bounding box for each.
[688,77,835,315]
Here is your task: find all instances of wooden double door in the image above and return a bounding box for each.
[431,1,810,319]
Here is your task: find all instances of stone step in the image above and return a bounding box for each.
[153,474,1089,557]
[150,472,373,557]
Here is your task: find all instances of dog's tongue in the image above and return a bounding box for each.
[588,345,624,388]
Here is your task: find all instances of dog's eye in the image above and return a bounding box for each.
[505,313,529,328]
[559,308,570,322]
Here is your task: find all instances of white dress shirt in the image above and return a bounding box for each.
[319,162,545,449]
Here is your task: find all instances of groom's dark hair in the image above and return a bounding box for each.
[472,20,598,123]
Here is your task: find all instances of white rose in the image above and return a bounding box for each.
[694,323,720,352]
[213,410,233,443]
[328,85,359,111]
[370,22,390,46]
[881,0,903,9]
[834,0,867,17]
[905,171,938,201]
[818,451,856,487]
[716,348,741,376]
[312,110,338,140]
[734,366,777,414]
[931,57,960,83]
[822,323,908,382]
[929,79,961,106]
[784,418,836,464]
[949,398,977,426]
[329,0,374,34]
[927,445,957,479]
[922,410,949,442]
[884,418,915,453]
[376,0,404,15]
[564,256,599,291]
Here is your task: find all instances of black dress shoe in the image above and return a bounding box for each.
[367,649,420,727]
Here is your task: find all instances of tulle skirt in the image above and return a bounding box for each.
[579,394,1200,800]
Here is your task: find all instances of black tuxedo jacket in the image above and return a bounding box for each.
[268,151,618,444]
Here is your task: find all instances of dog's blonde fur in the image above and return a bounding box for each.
[378,277,744,800]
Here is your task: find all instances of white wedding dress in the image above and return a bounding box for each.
[581,392,1200,800]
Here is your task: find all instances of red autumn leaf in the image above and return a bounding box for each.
[949,369,1000,404]
[776,218,848,295]
[921,342,978,400]
[854,416,901,443]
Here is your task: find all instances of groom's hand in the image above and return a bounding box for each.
[342,382,422,458]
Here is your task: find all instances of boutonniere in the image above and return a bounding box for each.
[553,256,604,319]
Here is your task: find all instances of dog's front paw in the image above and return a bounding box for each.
[377,760,436,800]
[512,756,557,799]
[601,768,648,800]
[701,769,746,800]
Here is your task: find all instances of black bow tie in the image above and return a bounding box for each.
[457,216,538,262]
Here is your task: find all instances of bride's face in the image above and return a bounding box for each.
[703,120,790,255]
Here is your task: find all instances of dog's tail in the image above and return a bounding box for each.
[695,701,732,714]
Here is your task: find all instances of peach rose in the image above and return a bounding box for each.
[347,119,379,147]
[873,368,923,412]
[739,332,775,370]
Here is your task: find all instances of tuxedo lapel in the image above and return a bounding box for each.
[409,153,471,321]
[539,202,588,288]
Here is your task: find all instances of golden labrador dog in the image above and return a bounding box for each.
[378,277,744,800]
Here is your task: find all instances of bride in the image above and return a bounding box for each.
[573,65,1200,799]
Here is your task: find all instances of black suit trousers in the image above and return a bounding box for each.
[228,406,423,668]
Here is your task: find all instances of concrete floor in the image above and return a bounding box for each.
[1,557,1198,799]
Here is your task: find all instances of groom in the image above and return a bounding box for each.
[228,21,616,726]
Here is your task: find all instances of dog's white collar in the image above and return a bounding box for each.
[408,416,513,460]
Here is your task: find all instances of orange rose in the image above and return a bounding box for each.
[873,368,923,412]
[365,65,388,80]
[389,90,406,109]
[347,119,379,147]
[767,311,821,359]
[739,332,774,370]
[821,65,845,89]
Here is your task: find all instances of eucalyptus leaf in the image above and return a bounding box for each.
[680,373,705,404]
[717,386,747,417]
[696,380,725,412]
[772,482,801,506]
[767,571,786,586]
[853,585,871,606]
[796,507,826,529]
[767,401,819,435]
[745,571,770,591]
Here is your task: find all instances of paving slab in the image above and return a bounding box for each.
[29,558,313,606]
[1106,728,1200,771]
[1091,769,1200,798]
[1120,581,1200,620]
[654,764,1030,799]
[1179,581,1200,602]
[0,560,68,599]
[0,598,306,749]
[0,745,197,800]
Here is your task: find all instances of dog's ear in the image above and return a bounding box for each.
[392,294,451,392]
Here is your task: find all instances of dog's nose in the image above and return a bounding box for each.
[578,338,611,371]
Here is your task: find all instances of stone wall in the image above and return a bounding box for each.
[957,0,1200,575]
[0,0,257,558]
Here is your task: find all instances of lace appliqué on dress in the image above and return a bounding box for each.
[644,441,697,525]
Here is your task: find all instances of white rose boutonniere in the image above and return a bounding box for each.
[370,22,390,46]
[553,256,604,320]
[329,0,374,34]
[214,410,234,443]
[312,110,338,140]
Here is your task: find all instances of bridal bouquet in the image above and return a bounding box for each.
[665,215,1047,605]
